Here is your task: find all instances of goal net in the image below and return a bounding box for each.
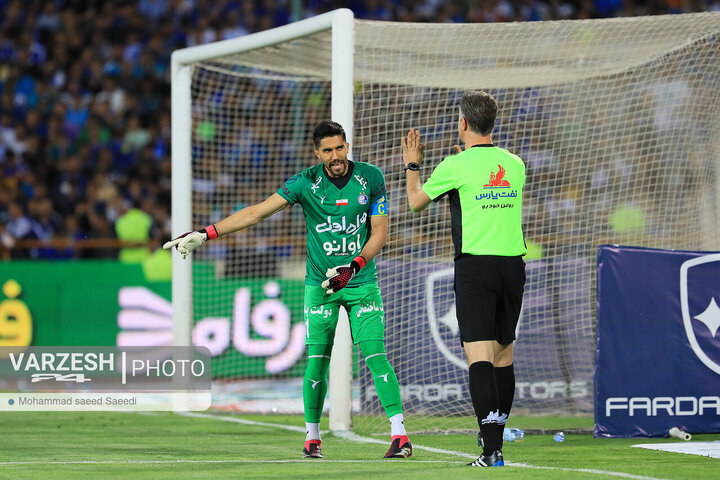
[173,11,720,432]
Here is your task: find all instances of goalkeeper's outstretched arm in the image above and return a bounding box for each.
[214,193,290,235]
[163,193,290,258]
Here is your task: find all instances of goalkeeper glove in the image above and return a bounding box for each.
[321,256,366,294]
[163,225,218,259]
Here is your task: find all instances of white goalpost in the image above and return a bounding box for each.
[171,9,720,434]
[171,9,355,430]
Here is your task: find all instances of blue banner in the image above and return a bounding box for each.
[361,258,594,415]
[594,245,720,437]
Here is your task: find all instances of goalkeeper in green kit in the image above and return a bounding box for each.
[164,121,411,460]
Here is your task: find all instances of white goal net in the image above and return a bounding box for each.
[174,11,720,432]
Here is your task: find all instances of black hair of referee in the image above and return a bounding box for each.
[401,90,527,467]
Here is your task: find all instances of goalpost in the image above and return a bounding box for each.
[171,9,720,433]
[171,9,355,429]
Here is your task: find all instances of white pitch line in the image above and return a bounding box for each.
[181,412,668,480]
[508,463,671,480]
[179,411,328,434]
[0,460,464,466]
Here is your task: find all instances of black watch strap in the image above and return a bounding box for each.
[404,162,420,172]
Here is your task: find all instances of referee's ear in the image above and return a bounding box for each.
[459,116,468,132]
[458,116,469,144]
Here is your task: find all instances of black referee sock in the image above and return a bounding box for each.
[495,364,515,450]
[468,361,500,455]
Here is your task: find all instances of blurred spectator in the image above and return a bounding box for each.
[0,0,715,262]
[609,200,646,236]
[115,199,152,263]
[121,113,151,154]
[138,0,169,22]
[6,201,34,241]
[30,196,61,240]
[524,238,545,260]
[593,0,624,17]
[85,207,117,260]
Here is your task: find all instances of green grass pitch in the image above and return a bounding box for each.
[0,411,717,479]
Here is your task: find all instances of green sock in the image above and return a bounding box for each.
[360,340,403,418]
[303,344,332,423]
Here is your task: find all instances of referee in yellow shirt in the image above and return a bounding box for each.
[401,90,526,468]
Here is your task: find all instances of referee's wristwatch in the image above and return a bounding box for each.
[404,162,420,172]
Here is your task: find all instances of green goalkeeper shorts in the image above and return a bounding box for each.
[304,283,385,345]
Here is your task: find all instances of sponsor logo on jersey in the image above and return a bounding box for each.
[483,165,511,188]
[358,194,368,205]
[322,234,363,256]
[316,213,368,234]
[336,199,348,206]
[475,191,518,201]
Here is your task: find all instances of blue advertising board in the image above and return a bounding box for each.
[595,245,720,437]
[361,258,595,416]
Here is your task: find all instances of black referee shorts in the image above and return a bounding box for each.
[454,254,526,345]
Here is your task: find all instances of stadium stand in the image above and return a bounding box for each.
[0,0,716,259]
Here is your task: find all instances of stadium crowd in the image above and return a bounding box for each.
[0,0,717,260]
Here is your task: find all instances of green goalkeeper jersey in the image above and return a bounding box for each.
[277,161,388,287]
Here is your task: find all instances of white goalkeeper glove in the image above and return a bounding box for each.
[163,225,218,259]
[321,256,367,294]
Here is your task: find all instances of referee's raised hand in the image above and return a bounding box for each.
[401,128,426,168]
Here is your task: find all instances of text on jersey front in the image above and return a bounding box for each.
[323,234,363,256]
[315,213,368,235]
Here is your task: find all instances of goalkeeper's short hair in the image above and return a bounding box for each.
[313,121,346,147]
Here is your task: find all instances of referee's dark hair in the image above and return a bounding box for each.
[313,121,346,148]
[459,90,497,136]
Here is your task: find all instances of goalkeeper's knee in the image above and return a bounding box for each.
[360,340,390,372]
[365,353,397,384]
[304,344,332,381]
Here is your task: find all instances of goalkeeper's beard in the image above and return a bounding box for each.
[325,159,348,178]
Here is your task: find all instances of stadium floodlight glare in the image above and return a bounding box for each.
[171,9,720,434]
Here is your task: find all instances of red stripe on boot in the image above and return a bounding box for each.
[305,439,321,450]
[391,435,409,445]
